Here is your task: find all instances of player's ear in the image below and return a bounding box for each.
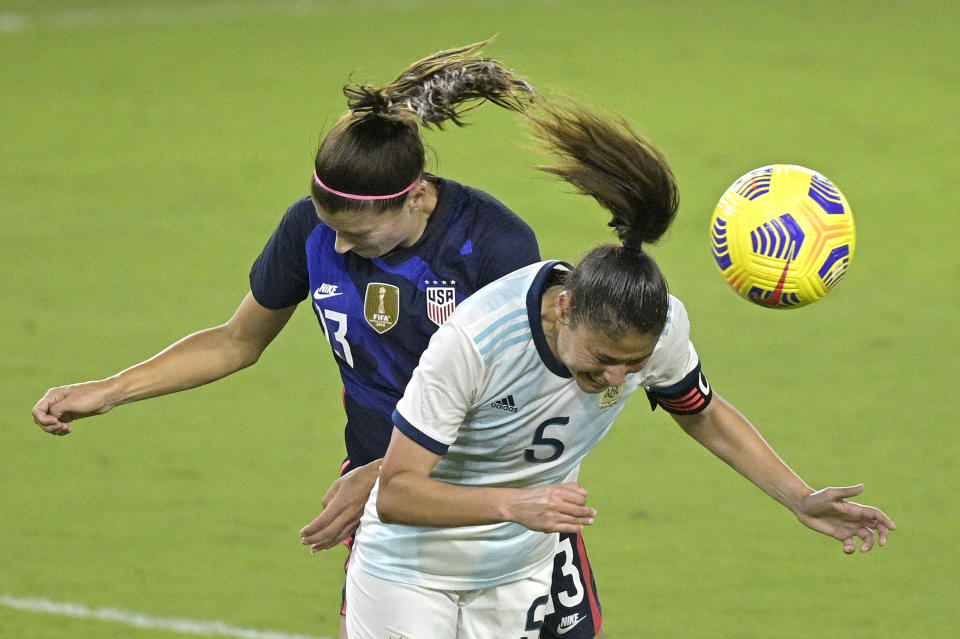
[404,179,428,208]
[554,290,573,325]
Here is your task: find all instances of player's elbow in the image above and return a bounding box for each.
[375,474,411,524]
[375,490,400,524]
[201,323,267,374]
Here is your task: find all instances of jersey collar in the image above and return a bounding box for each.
[526,260,573,378]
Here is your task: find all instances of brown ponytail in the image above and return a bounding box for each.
[527,101,678,337]
[312,40,535,214]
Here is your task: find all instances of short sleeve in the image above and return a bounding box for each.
[249,198,317,309]
[392,322,484,455]
[641,296,713,415]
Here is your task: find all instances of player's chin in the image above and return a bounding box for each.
[574,375,607,394]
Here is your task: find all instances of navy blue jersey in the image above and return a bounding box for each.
[249,176,540,465]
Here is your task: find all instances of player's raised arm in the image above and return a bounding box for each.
[671,393,895,553]
[32,292,294,435]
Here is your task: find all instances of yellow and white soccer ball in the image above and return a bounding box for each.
[710,164,856,309]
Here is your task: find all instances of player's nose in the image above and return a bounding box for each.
[602,365,627,387]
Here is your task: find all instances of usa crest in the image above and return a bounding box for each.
[425,280,457,327]
[364,283,399,334]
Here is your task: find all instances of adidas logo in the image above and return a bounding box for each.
[490,395,519,413]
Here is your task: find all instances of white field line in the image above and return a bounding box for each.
[0,1,331,33]
[0,595,331,639]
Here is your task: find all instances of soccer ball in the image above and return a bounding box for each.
[710,164,855,309]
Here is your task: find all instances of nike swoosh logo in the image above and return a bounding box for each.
[698,372,711,396]
[313,289,343,301]
[759,242,794,307]
[557,614,586,634]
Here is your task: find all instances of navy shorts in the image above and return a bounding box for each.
[530,531,603,638]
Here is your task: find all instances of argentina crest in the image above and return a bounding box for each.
[598,384,624,409]
[364,283,399,334]
[425,280,457,327]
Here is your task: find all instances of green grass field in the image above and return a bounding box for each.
[3,1,958,637]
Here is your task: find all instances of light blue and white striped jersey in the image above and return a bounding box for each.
[353,261,701,590]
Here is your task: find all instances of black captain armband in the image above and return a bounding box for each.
[645,364,713,415]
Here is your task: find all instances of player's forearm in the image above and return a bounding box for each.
[105,324,263,406]
[675,394,813,513]
[377,471,519,527]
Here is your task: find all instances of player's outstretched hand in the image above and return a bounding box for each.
[300,459,381,553]
[506,482,597,534]
[795,484,896,554]
[32,381,115,436]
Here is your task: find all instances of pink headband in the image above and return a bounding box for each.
[313,170,419,201]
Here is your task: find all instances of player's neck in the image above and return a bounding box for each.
[399,181,439,248]
[540,285,563,359]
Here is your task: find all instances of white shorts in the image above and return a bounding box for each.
[346,560,552,639]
